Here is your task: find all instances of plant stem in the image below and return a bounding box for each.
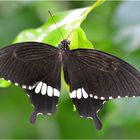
[82,0,106,22]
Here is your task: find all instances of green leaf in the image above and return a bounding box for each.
[14,0,105,47]
[69,27,94,50]
[105,98,140,127]
[14,7,90,45]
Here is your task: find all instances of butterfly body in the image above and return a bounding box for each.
[1,39,140,130]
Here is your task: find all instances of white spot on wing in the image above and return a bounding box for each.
[109,96,113,99]
[133,96,135,98]
[87,117,93,119]
[101,97,105,100]
[70,90,76,98]
[90,94,93,98]
[82,88,88,99]
[47,113,51,115]
[94,95,98,99]
[118,96,121,98]
[77,88,82,99]
[41,83,47,95]
[15,83,18,86]
[28,86,32,90]
[54,88,60,97]
[47,86,53,97]
[22,85,26,89]
[125,95,128,98]
[7,80,11,83]
[35,82,43,94]
[37,113,43,116]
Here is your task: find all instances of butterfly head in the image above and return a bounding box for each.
[60,39,70,50]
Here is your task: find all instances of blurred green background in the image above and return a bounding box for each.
[1,1,140,139]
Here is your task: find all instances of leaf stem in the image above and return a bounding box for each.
[82,0,106,22]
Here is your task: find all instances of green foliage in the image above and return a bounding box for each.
[14,0,104,47]
[69,27,93,49]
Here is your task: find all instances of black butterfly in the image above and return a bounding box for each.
[0,39,140,130]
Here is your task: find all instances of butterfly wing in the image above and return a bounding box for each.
[72,98,105,129]
[63,49,140,129]
[0,42,62,122]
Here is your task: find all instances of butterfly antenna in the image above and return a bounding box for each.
[48,10,64,40]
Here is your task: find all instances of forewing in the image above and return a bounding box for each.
[63,49,140,129]
[0,42,59,85]
[0,42,62,122]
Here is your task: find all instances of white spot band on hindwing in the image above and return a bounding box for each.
[69,87,134,100]
[70,88,88,99]
[4,77,60,97]
[0,77,136,100]
[29,81,60,97]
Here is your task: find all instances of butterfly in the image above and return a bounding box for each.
[0,38,140,130]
